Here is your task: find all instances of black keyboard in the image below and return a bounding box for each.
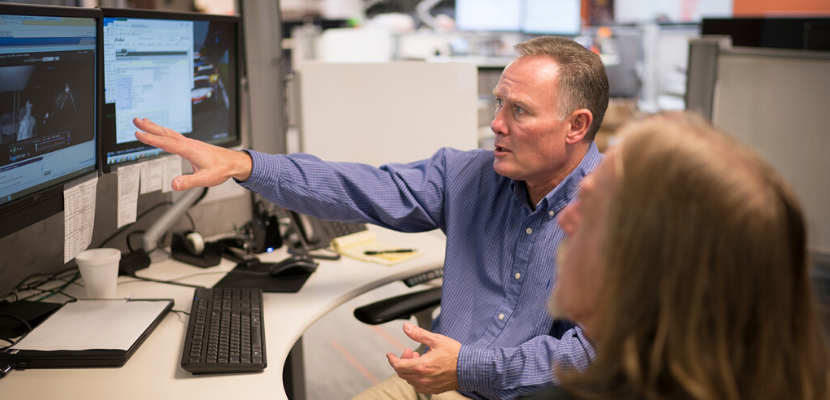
[181,287,267,374]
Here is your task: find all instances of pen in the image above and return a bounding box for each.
[364,249,415,255]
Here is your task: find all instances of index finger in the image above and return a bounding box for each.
[133,117,183,139]
[133,119,194,159]
[135,130,192,159]
[387,353,420,374]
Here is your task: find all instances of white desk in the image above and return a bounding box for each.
[2,226,446,399]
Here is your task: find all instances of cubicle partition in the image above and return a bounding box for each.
[687,38,830,263]
[294,61,479,166]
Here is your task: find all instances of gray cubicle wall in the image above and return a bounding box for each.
[687,39,830,260]
[295,61,479,166]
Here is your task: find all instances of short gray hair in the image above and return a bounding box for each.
[514,36,609,141]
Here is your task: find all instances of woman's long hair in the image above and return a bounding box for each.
[560,113,829,400]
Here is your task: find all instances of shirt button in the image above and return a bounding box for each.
[549,210,555,217]
[515,272,521,280]
[498,313,505,320]
[526,228,532,234]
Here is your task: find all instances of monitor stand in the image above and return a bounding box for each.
[117,187,207,276]
[142,187,207,263]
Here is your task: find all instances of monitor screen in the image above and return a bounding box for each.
[456,0,582,35]
[100,9,241,173]
[456,0,521,32]
[521,0,582,35]
[615,0,732,24]
[0,4,100,239]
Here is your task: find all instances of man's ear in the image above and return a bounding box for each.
[566,109,593,145]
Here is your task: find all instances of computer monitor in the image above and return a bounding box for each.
[615,0,732,24]
[456,0,582,35]
[702,18,830,52]
[455,0,521,32]
[100,8,242,173]
[0,4,101,239]
[521,0,582,36]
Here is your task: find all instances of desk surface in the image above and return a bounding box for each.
[2,226,446,399]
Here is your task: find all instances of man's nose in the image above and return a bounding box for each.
[491,108,507,135]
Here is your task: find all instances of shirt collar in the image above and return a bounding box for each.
[510,142,604,214]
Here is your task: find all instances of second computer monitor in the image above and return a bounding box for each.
[455,0,582,35]
[100,9,241,173]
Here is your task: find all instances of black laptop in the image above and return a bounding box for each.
[0,299,173,369]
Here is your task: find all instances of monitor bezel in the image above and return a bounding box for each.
[99,8,243,174]
[0,3,102,239]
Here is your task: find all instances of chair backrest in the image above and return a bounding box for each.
[295,61,479,167]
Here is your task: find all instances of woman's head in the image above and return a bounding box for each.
[554,112,829,399]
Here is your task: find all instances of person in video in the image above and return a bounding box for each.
[134,35,610,399]
[16,100,36,141]
[523,113,830,400]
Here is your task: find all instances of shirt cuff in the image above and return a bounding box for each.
[457,345,495,393]
[234,150,280,190]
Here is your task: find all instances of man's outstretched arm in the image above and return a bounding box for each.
[133,117,252,190]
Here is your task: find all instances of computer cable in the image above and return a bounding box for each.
[14,267,74,292]
[129,209,196,256]
[16,271,80,303]
[31,277,80,303]
[0,362,14,379]
[0,314,31,337]
[96,201,175,248]
[0,291,18,304]
[11,267,80,302]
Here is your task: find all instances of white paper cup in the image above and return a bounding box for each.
[75,248,121,299]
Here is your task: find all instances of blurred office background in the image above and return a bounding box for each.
[1,0,829,398]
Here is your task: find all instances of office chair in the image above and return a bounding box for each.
[352,270,579,398]
[353,285,442,330]
[353,274,578,340]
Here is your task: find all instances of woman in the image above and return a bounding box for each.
[528,113,830,400]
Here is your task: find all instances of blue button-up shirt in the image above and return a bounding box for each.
[239,143,603,399]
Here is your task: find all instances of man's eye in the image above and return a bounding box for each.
[514,106,524,114]
[496,99,503,107]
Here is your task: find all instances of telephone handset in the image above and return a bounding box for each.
[287,211,368,251]
[296,213,322,244]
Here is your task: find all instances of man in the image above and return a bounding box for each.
[524,113,830,400]
[133,36,609,399]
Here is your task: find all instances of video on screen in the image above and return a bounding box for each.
[0,55,95,168]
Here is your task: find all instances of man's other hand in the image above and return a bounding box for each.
[387,322,461,395]
[133,117,252,191]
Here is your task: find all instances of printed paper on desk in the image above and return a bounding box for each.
[331,230,422,266]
